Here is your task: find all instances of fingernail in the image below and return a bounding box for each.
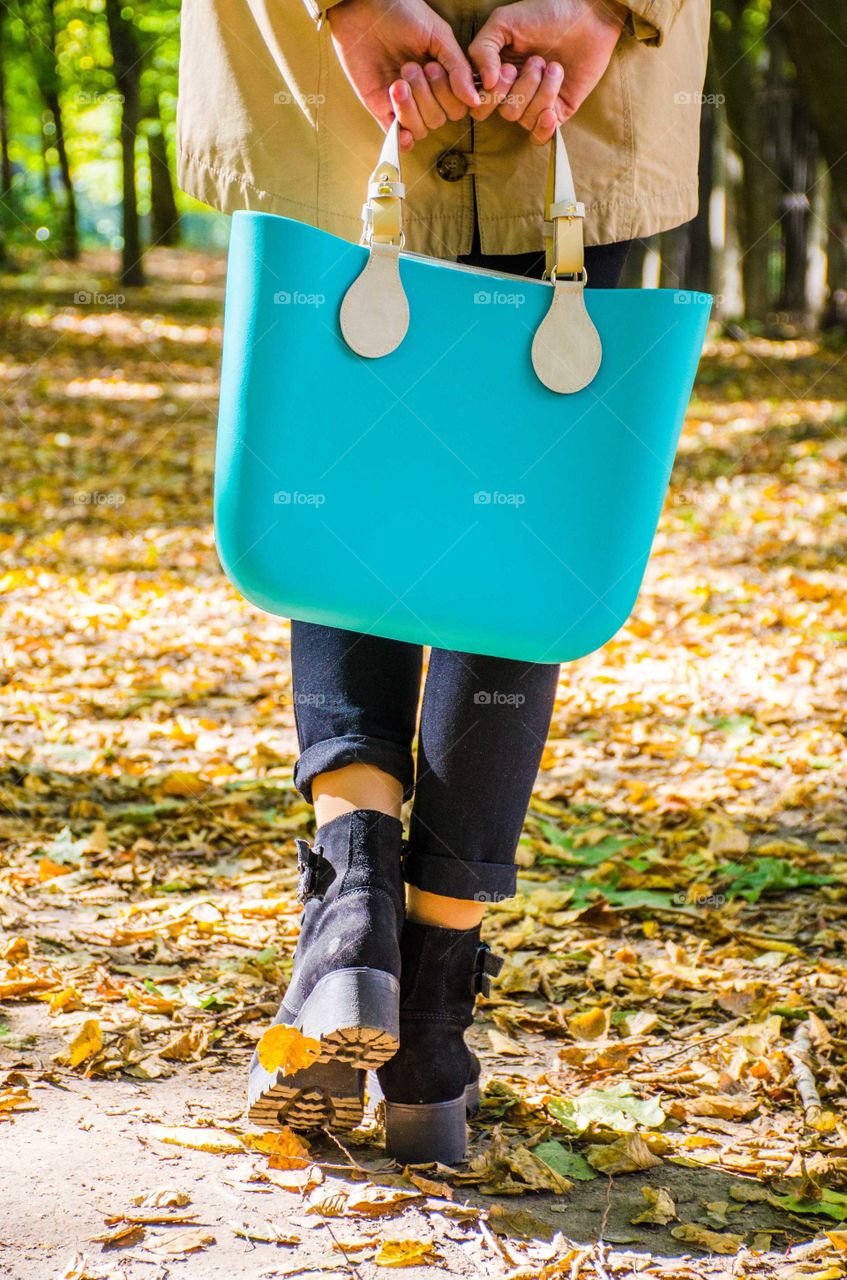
[424,63,441,80]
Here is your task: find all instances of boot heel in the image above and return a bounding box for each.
[299,966,400,1070]
[384,1094,468,1166]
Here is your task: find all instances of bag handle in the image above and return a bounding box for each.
[341,119,601,394]
[358,119,587,278]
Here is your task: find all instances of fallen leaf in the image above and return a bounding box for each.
[256,1023,321,1077]
[632,1186,676,1225]
[153,1125,245,1154]
[375,1239,440,1267]
[586,1134,663,1175]
[671,1223,744,1254]
[67,1019,102,1069]
[568,1006,610,1042]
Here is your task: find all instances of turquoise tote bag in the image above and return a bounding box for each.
[215,123,711,663]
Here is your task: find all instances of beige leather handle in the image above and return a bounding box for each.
[361,119,405,247]
[346,120,598,394]
[359,121,585,279]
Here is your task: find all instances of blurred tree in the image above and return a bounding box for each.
[104,0,143,285]
[21,0,79,258]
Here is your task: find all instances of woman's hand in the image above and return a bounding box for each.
[468,0,628,143]
[327,0,480,150]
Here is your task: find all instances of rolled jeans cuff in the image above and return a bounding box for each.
[293,734,415,804]
[402,847,518,904]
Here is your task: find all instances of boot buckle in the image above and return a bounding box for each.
[474,941,504,997]
[295,839,335,902]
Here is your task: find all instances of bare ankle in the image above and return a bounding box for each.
[312,763,403,827]
[406,887,485,930]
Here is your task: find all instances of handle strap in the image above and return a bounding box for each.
[544,126,586,280]
[361,119,405,246]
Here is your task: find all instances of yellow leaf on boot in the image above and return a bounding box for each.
[257,1024,321,1076]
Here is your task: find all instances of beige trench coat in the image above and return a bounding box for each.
[177,0,710,258]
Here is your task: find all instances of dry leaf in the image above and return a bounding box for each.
[256,1023,321,1077]
[586,1134,662,1175]
[91,1223,145,1248]
[246,1126,311,1169]
[153,1125,245,1154]
[67,1019,102,1069]
[149,1228,216,1256]
[671,1223,744,1254]
[131,1189,191,1208]
[632,1186,677,1225]
[568,1006,610,1042]
[375,1239,440,1267]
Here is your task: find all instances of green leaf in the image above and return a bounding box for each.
[533,1140,598,1181]
[768,1188,847,1221]
[549,1082,665,1135]
[720,856,835,904]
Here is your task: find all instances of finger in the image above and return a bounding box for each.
[470,62,518,122]
[423,61,468,122]
[497,54,545,123]
[429,19,480,107]
[519,60,564,133]
[389,78,428,144]
[401,61,447,131]
[530,104,559,145]
[468,7,512,92]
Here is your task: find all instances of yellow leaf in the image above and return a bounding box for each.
[160,771,208,798]
[153,1125,245,1154]
[671,1224,744,1255]
[632,1186,676,1225]
[375,1240,440,1267]
[245,1126,311,1169]
[586,1134,662,1175]
[67,1019,102,1068]
[39,856,70,881]
[256,1023,321,1077]
[568,1006,610,1042]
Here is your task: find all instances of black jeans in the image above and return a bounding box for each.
[293,235,631,904]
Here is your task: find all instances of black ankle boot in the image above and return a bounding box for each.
[376,920,502,1165]
[249,809,404,1132]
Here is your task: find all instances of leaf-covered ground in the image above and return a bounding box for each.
[1,250,847,1280]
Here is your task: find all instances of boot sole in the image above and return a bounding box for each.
[382,1079,480,1166]
[248,967,400,1133]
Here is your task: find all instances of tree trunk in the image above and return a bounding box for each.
[105,0,144,286]
[44,90,78,260]
[774,0,847,222]
[710,9,778,323]
[687,91,715,296]
[146,97,180,247]
[778,92,815,316]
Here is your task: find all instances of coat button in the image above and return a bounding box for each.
[435,149,468,182]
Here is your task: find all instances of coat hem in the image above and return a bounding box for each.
[178,147,699,255]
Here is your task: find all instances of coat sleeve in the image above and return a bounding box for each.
[618,0,683,47]
[301,0,346,25]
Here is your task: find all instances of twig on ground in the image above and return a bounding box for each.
[785,1020,822,1127]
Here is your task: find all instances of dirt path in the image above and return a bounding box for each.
[2,252,847,1279]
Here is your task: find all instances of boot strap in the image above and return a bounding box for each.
[295,839,335,902]
[474,941,504,997]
